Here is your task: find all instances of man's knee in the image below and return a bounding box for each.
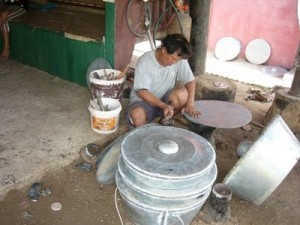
[129,106,147,127]
[169,87,188,106]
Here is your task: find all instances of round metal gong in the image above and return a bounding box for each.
[184,100,252,129]
[121,126,216,179]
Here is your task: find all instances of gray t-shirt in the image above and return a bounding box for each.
[130,50,195,103]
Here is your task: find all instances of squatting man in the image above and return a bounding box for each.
[126,33,200,129]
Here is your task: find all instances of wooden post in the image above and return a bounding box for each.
[189,0,212,76]
[264,43,300,133]
[264,88,300,133]
[288,66,300,97]
[288,42,300,97]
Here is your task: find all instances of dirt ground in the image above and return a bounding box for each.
[0,81,300,225]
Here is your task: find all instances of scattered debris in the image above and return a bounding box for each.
[28,183,52,202]
[241,124,252,131]
[244,88,274,102]
[28,183,42,202]
[75,162,94,172]
[40,188,52,197]
[21,211,32,219]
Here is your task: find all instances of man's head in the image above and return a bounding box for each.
[157,33,192,66]
[161,33,192,59]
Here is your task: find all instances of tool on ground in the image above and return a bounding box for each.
[75,162,94,171]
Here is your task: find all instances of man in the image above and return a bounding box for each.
[126,33,200,129]
[0,0,28,59]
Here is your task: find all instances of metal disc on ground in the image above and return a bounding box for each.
[51,202,62,211]
[95,134,127,185]
[245,39,271,64]
[214,37,241,61]
[261,65,288,77]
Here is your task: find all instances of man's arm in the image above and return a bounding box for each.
[183,80,201,117]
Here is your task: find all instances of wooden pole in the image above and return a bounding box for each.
[189,0,212,76]
[288,41,300,97]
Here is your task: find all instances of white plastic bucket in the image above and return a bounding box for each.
[88,98,122,134]
[89,69,125,100]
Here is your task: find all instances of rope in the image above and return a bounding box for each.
[114,187,124,225]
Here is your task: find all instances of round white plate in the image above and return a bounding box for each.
[214,37,241,61]
[245,39,271,64]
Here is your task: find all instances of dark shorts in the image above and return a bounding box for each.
[126,91,171,128]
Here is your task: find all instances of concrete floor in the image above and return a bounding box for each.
[0,59,127,199]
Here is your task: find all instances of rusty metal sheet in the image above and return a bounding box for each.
[184,100,252,129]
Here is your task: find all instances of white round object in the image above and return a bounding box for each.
[245,39,271,64]
[214,37,241,61]
[51,202,62,211]
[214,81,229,89]
[261,65,288,77]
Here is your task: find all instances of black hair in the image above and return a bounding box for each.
[161,33,192,59]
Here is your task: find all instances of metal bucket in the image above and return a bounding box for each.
[116,126,217,225]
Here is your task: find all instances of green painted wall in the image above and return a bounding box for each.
[2,2,115,87]
[104,2,115,68]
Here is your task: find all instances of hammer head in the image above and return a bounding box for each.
[160,118,175,126]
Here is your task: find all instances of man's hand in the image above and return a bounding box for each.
[163,104,174,119]
[181,104,201,118]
